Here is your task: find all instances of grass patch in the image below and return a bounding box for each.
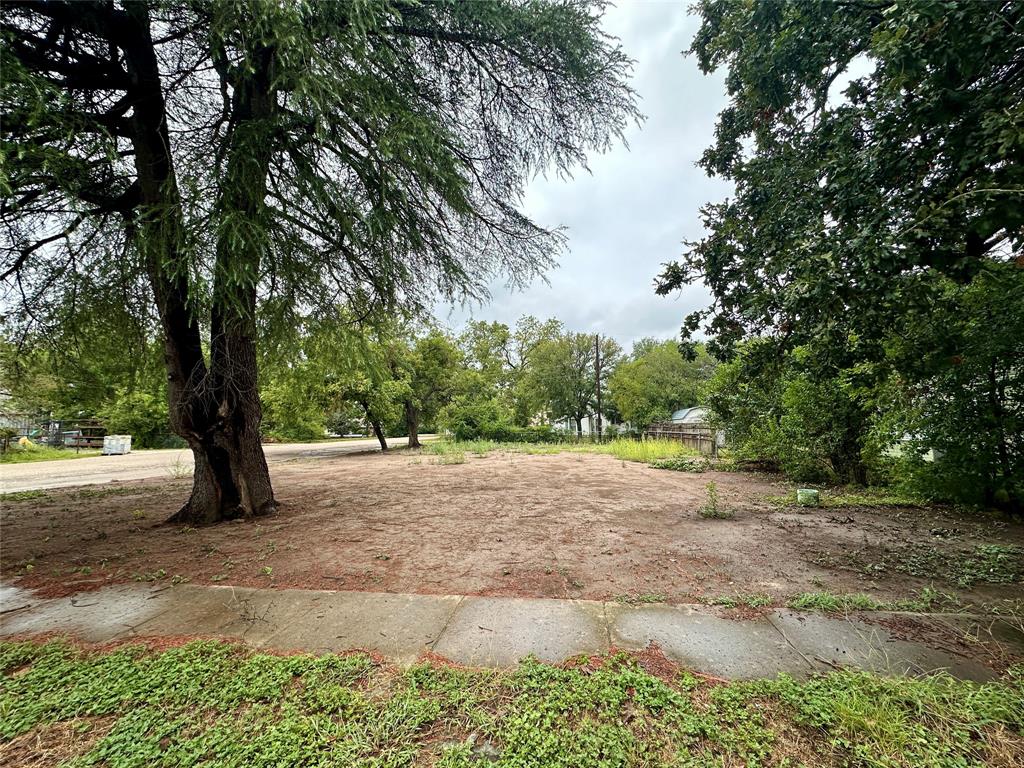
[848,544,1024,589]
[789,587,962,614]
[420,438,698,464]
[613,593,667,605]
[704,593,773,609]
[0,639,1021,767]
[0,490,48,503]
[0,445,100,463]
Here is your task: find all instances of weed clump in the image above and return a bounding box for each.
[699,481,733,519]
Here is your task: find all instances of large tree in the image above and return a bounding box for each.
[608,339,716,428]
[657,0,1023,503]
[460,315,562,424]
[658,0,1023,359]
[528,331,620,436]
[2,0,638,523]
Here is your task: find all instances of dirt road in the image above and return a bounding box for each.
[0,437,427,493]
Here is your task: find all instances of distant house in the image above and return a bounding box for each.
[551,413,623,436]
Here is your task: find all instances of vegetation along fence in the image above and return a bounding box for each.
[643,422,719,457]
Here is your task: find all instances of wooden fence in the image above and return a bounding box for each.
[643,422,719,457]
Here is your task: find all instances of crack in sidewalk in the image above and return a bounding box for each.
[428,594,466,650]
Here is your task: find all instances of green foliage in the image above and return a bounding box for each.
[649,456,710,473]
[459,316,563,427]
[421,438,696,464]
[1,640,1020,768]
[437,385,514,442]
[661,0,1024,361]
[526,332,621,434]
[705,341,875,484]
[608,340,716,428]
[4,0,638,462]
[870,267,1024,508]
[703,593,772,609]
[100,389,181,449]
[659,0,1024,510]
[825,543,1024,591]
[0,490,48,502]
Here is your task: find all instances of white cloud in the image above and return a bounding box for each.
[436,1,732,347]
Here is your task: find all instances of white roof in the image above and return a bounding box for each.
[670,406,708,423]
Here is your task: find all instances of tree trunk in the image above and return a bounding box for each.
[166,38,278,524]
[575,416,583,439]
[120,6,273,525]
[370,416,389,451]
[405,400,421,448]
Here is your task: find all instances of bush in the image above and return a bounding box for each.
[437,395,512,441]
[479,424,556,443]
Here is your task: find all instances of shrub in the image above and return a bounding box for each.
[479,424,556,443]
[650,455,710,472]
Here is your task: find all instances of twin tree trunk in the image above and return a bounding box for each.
[125,8,277,525]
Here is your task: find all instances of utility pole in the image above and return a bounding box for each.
[594,333,603,442]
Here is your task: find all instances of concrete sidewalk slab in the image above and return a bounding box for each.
[431,596,609,666]
[611,603,813,679]
[1,584,174,642]
[768,610,998,682]
[259,590,461,662]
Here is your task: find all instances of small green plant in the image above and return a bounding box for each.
[703,593,772,609]
[260,566,273,577]
[699,481,733,519]
[134,568,167,582]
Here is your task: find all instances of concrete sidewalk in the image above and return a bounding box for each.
[1,583,1019,681]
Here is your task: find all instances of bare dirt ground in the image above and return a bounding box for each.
[2,450,1022,607]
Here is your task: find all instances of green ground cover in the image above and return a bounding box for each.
[1,640,1021,767]
[420,438,698,465]
[0,444,100,464]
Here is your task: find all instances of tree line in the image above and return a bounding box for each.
[0,312,719,448]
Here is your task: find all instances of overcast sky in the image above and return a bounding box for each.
[436,1,732,351]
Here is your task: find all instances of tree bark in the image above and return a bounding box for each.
[575,416,583,439]
[405,400,421,448]
[369,412,389,451]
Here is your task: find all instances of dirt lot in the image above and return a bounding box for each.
[2,450,1022,606]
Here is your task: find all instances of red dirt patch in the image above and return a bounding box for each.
[0,716,116,768]
[2,451,1021,606]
